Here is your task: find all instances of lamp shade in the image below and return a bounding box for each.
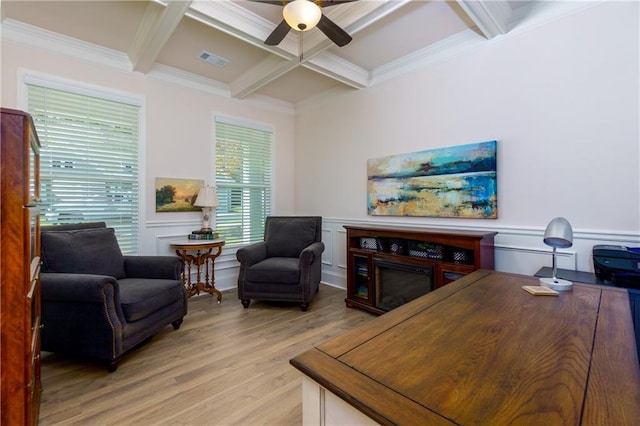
[540,216,574,291]
[283,0,322,31]
[543,217,573,248]
[194,186,219,208]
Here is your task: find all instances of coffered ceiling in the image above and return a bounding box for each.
[1,1,592,106]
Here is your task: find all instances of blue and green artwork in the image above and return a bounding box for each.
[367,141,497,218]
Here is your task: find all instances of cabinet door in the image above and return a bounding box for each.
[435,264,474,288]
[350,254,374,305]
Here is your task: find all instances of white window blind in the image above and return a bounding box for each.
[26,83,141,253]
[215,117,272,247]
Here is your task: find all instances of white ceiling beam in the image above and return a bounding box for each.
[229,0,412,99]
[187,1,279,51]
[301,0,411,88]
[129,0,192,73]
[303,51,369,89]
[456,0,512,39]
[188,0,369,97]
[230,55,301,99]
[230,33,369,99]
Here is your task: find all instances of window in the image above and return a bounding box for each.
[215,116,273,247]
[25,79,141,253]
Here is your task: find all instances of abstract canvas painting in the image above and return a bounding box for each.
[367,141,497,218]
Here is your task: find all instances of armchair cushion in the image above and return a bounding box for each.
[118,278,185,322]
[266,217,317,258]
[41,227,126,279]
[124,256,182,280]
[246,257,300,284]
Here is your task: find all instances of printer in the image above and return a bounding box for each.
[593,245,640,288]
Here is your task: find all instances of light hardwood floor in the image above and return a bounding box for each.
[38,285,374,425]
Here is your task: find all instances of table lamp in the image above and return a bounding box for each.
[539,216,573,291]
[194,185,219,232]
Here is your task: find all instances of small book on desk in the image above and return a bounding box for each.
[522,285,559,296]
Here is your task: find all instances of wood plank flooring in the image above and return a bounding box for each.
[38,285,374,425]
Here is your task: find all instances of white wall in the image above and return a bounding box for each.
[295,1,640,286]
[1,23,297,290]
[2,2,639,293]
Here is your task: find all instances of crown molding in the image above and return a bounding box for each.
[1,19,134,73]
[1,19,295,115]
[368,0,603,88]
[370,29,485,86]
[146,63,230,98]
[1,0,604,112]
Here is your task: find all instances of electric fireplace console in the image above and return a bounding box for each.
[344,225,497,314]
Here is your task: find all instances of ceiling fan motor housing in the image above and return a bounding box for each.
[283,0,322,32]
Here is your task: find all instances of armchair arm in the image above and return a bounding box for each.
[124,256,183,280]
[299,241,325,266]
[40,272,126,362]
[236,242,268,267]
[40,272,120,303]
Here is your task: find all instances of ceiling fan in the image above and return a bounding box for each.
[252,0,356,47]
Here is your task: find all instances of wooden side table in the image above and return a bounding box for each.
[170,239,225,301]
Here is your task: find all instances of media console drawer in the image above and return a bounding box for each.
[344,225,496,314]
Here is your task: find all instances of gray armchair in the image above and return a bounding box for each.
[236,216,324,311]
[40,222,187,371]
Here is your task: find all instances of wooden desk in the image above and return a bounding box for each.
[291,270,640,425]
[535,266,640,363]
[534,266,606,285]
[170,239,224,300]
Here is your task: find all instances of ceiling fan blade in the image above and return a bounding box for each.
[265,19,291,45]
[316,14,352,47]
[248,1,288,5]
[317,0,358,8]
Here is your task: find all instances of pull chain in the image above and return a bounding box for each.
[299,30,303,62]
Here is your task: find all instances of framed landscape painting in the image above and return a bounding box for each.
[155,177,203,212]
[367,141,497,218]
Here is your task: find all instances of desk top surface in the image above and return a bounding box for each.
[291,270,640,425]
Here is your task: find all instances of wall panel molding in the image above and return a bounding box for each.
[322,228,333,266]
[147,220,201,229]
[319,217,636,289]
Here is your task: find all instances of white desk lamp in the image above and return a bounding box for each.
[194,185,219,232]
[539,217,574,291]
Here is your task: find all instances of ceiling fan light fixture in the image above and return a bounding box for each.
[283,0,322,32]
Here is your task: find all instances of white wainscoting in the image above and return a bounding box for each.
[143,218,639,293]
[319,217,640,290]
[146,220,240,292]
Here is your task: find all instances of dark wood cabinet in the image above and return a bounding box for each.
[345,225,496,314]
[1,108,42,425]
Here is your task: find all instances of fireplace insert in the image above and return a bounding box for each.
[374,259,433,311]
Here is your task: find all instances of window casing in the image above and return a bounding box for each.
[25,79,141,253]
[215,116,273,247]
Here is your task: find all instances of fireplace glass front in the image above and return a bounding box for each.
[374,260,433,311]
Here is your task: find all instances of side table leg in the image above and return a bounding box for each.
[186,258,196,297]
[207,255,222,303]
